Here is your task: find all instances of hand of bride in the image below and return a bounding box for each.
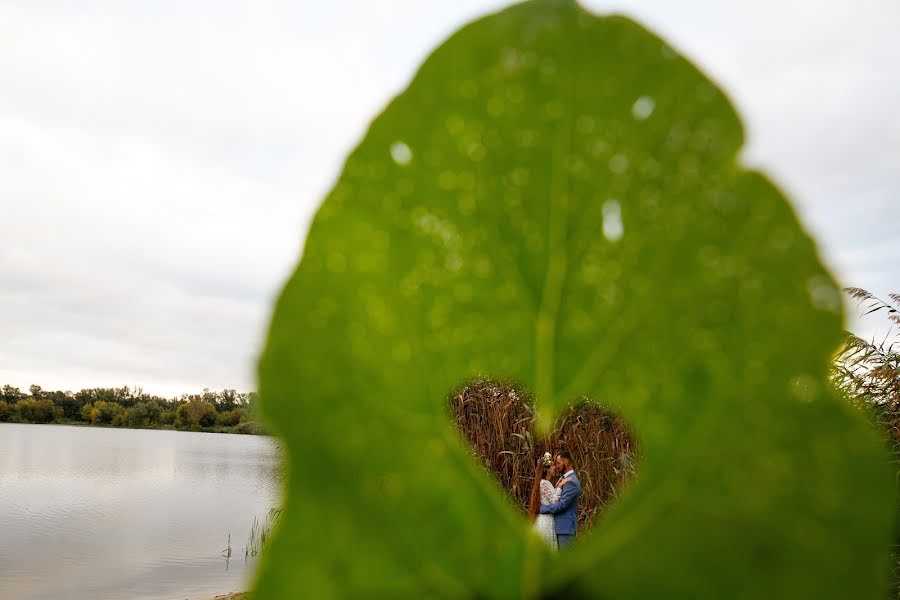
[557,477,571,488]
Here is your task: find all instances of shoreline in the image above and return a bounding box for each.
[0,419,269,436]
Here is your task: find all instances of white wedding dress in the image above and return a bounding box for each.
[533,479,561,550]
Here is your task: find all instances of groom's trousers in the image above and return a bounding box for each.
[557,534,575,549]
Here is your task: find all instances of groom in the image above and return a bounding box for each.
[540,451,582,549]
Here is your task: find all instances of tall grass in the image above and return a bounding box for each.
[244,507,283,560]
[832,288,900,599]
[448,380,637,531]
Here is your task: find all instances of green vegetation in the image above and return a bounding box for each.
[0,384,267,434]
[832,288,900,598]
[245,508,284,561]
[254,2,893,598]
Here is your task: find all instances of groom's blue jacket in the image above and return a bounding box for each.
[539,472,581,535]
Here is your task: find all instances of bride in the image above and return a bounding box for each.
[529,452,570,550]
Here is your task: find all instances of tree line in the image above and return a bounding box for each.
[0,385,267,434]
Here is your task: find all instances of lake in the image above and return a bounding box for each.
[0,423,280,600]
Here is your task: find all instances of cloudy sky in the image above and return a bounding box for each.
[1,0,897,396]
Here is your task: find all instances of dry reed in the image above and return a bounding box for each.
[448,380,638,531]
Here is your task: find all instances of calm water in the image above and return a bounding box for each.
[0,423,280,600]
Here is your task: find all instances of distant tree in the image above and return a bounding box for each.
[122,405,147,429]
[12,398,61,423]
[216,408,246,428]
[174,403,191,428]
[122,401,163,429]
[88,400,124,425]
[1,385,24,403]
[113,386,134,407]
[47,390,82,420]
[199,404,217,427]
[28,384,43,400]
[220,389,239,411]
[0,400,9,421]
[200,388,223,408]
[146,400,162,423]
[175,399,217,430]
[159,408,176,426]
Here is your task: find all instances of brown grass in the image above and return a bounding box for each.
[448,380,638,530]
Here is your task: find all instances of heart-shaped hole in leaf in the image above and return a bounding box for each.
[450,380,637,533]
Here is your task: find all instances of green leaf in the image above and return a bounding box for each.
[254,1,894,597]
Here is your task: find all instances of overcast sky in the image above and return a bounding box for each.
[1,1,897,397]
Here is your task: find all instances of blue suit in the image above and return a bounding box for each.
[539,471,581,548]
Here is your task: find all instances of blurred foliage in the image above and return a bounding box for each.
[249,0,896,597]
[0,1,892,592]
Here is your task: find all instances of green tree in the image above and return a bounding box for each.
[159,408,176,426]
[122,401,163,428]
[122,405,147,429]
[1,385,24,403]
[12,398,60,423]
[48,390,82,420]
[220,389,239,411]
[0,399,9,421]
[145,400,162,424]
[174,402,191,428]
[175,399,217,430]
[216,408,245,428]
[89,400,124,424]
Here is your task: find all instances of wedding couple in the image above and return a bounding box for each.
[529,450,582,550]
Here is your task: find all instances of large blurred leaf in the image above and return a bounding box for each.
[255,1,894,597]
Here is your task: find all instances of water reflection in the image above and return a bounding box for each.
[0,423,280,600]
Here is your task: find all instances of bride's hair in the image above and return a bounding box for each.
[528,458,551,522]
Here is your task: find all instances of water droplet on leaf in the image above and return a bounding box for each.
[632,96,655,120]
[390,142,412,165]
[602,200,624,242]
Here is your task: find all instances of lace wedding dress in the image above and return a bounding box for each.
[533,479,561,550]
